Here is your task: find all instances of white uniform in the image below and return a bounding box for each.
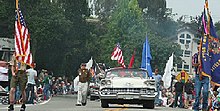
[76,82,88,105]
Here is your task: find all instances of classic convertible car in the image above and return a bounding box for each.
[99,68,157,109]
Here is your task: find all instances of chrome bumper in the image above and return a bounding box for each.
[99,92,157,100]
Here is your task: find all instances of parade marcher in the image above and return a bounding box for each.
[8,54,27,111]
[76,63,91,106]
[173,78,184,108]
[26,63,37,104]
[152,68,162,106]
[184,79,194,109]
[192,46,210,111]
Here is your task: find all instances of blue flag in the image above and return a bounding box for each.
[200,34,211,77]
[201,7,220,85]
[141,36,153,77]
[209,16,220,85]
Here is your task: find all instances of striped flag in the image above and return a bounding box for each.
[111,43,126,68]
[14,4,33,66]
[15,7,28,57]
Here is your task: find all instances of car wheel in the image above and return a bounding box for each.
[143,100,154,109]
[101,100,109,108]
[90,96,95,101]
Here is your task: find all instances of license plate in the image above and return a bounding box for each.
[118,95,133,99]
[124,96,133,99]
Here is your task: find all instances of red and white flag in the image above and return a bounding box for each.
[111,43,126,68]
[14,7,33,66]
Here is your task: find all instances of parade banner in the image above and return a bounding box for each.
[201,4,220,86]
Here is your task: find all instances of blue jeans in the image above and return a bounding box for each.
[43,84,50,100]
[173,92,183,108]
[193,75,209,111]
[154,85,160,105]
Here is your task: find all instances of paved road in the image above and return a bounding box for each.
[0,95,192,111]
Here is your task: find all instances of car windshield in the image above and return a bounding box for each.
[105,69,148,78]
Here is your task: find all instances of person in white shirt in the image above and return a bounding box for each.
[26,63,37,104]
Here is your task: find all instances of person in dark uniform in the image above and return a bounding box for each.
[76,63,91,106]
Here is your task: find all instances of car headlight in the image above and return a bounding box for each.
[101,80,106,86]
[106,80,111,85]
[144,80,155,86]
[101,80,112,86]
[144,81,149,85]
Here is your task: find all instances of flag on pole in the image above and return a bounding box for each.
[111,43,126,68]
[141,36,152,77]
[86,57,93,70]
[15,1,33,66]
[128,49,135,68]
[15,6,28,57]
[162,53,173,88]
[199,0,220,86]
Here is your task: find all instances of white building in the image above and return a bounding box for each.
[176,26,199,75]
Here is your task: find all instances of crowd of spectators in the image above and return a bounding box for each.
[13,69,73,105]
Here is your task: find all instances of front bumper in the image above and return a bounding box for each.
[99,92,157,100]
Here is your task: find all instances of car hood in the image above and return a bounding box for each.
[110,77,146,88]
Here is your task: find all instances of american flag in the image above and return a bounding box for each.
[111,43,126,68]
[14,7,32,66]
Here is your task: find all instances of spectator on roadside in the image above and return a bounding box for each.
[26,63,37,104]
[152,68,162,106]
[43,71,50,100]
[173,78,184,108]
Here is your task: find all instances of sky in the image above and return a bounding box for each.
[166,0,220,23]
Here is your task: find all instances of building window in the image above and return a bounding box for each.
[184,50,191,57]
[180,34,184,38]
[184,65,189,70]
[177,64,182,69]
[179,39,185,44]
[186,34,191,39]
[186,40,191,44]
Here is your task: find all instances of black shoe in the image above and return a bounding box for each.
[75,104,82,106]
[20,104,26,111]
[82,102,86,106]
[8,105,14,111]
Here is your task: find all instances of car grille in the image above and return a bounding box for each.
[100,88,154,95]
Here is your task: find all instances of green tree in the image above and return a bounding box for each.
[0,0,15,37]
[18,0,91,77]
[95,0,182,73]
[97,0,147,68]
[138,0,178,38]
[215,21,220,37]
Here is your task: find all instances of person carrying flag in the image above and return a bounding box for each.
[76,63,91,106]
[192,46,210,111]
[8,54,27,111]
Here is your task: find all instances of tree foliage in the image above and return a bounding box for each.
[95,0,182,73]
[0,0,15,37]
[0,0,182,76]
[19,0,91,77]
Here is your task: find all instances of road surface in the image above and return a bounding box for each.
[0,95,192,111]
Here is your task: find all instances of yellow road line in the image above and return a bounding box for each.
[104,104,128,111]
